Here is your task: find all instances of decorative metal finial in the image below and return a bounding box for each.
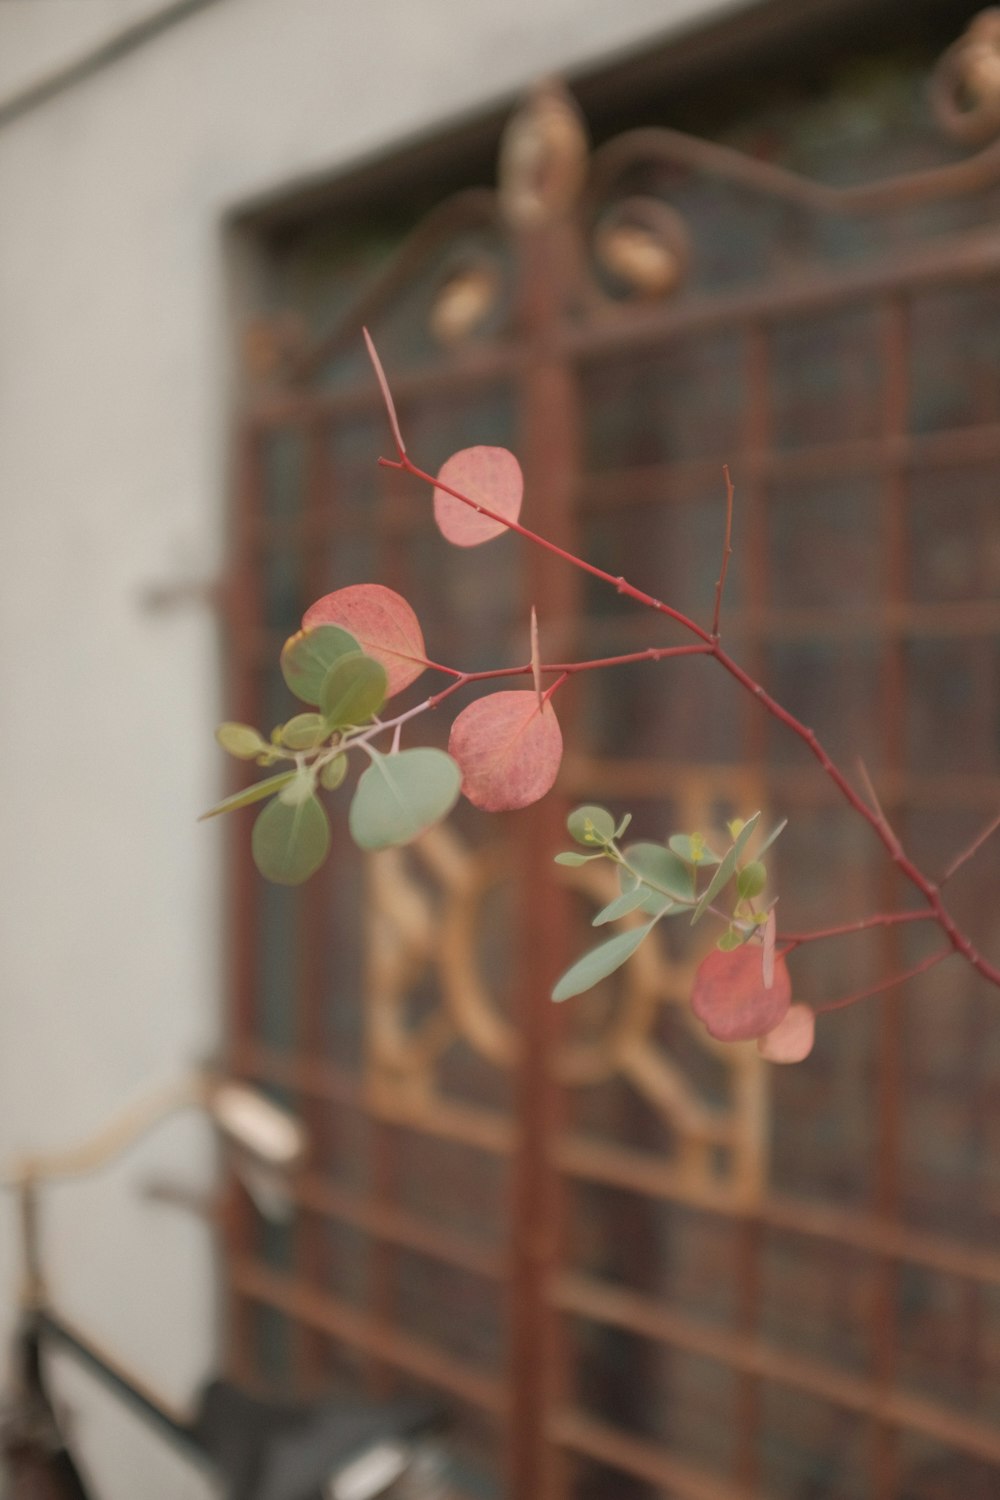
[497,81,589,228]
[932,7,1000,144]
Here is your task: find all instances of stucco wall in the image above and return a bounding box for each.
[0,2,752,1495]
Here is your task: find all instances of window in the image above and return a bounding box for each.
[225,5,1000,1495]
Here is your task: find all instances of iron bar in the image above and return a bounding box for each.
[232,1258,507,1416]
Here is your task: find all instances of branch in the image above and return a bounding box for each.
[940,809,1000,886]
[779,909,935,951]
[362,337,1000,999]
[857,757,904,859]
[363,327,406,458]
[813,947,953,1015]
[381,454,714,645]
[710,465,734,640]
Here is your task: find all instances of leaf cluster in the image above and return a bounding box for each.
[205,621,460,883]
[551,806,807,1057]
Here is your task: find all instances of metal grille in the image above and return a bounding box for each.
[224,14,1000,1498]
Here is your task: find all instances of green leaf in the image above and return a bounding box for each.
[279,768,317,806]
[319,754,348,791]
[717,928,746,952]
[691,812,761,925]
[593,887,651,926]
[251,793,330,885]
[280,712,329,751]
[668,832,721,866]
[554,851,603,866]
[349,748,461,850]
[737,860,767,901]
[199,771,297,821]
[280,625,360,705]
[567,805,616,847]
[319,651,388,728]
[552,925,653,1002]
[215,723,269,760]
[756,818,788,857]
[619,842,694,912]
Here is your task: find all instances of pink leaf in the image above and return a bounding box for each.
[302,584,427,697]
[434,446,523,547]
[690,945,791,1043]
[448,690,562,811]
[757,1004,815,1064]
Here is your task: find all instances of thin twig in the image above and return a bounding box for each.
[382,455,714,645]
[363,327,406,458]
[710,465,735,640]
[856,757,903,857]
[813,947,952,1015]
[779,909,934,950]
[941,809,1000,886]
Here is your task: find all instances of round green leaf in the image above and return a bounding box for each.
[199,770,296,821]
[349,748,461,850]
[552,924,652,1003]
[319,651,388,728]
[737,860,767,901]
[215,723,269,760]
[280,712,329,750]
[278,768,318,806]
[251,793,330,885]
[280,625,360,705]
[567,805,616,847]
[319,754,348,791]
[554,851,602,867]
[619,842,694,912]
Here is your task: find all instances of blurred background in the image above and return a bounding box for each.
[2,1,1000,1497]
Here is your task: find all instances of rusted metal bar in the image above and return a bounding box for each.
[565,758,1000,811]
[245,229,1000,430]
[869,289,911,1500]
[233,1040,516,1155]
[244,418,1000,554]
[549,1407,753,1500]
[574,421,1000,509]
[232,1257,507,1416]
[554,1271,1000,1470]
[290,1173,505,1282]
[587,118,1000,221]
[291,425,338,1387]
[222,421,269,1385]
[506,209,582,1500]
[563,226,1000,362]
[554,1135,1000,1289]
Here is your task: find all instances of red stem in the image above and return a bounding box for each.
[813,947,953,1015]
[711,465,734,640]
[424,643,712,682]
[940,809,1000,886]
[381,456,714,644]
[779,909,934,950]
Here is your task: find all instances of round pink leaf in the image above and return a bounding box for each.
[690,945,791,1043]
[757,1004,815,1064]
[434,446,523,547]
[449,690,562,811]
[302,584,427,697]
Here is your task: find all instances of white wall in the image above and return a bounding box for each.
[0,1,752,1495]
